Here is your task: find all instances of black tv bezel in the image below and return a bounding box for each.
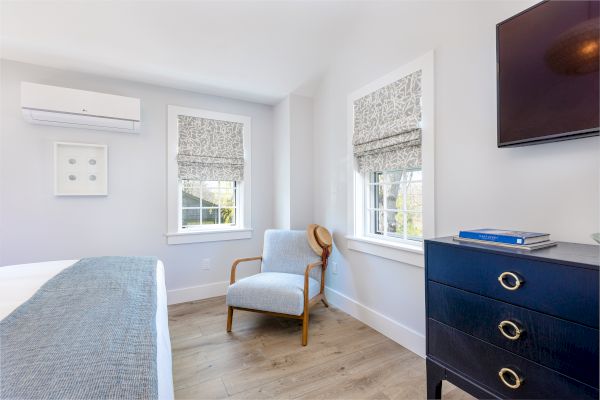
[496,0,600,148]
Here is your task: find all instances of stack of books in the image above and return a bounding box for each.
[454,229,557,250]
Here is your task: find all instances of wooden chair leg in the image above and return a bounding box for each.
[301,311,309,346]
[226,306,233,332]
[321,295,329,308]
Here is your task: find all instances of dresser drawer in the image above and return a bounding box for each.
[428,320,598,399]
[426,242,599,328]
[428,281,599,388]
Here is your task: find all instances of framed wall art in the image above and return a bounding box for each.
[54,142,108,196]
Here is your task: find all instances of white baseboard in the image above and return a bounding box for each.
[167,280,229,305]
[325,286,425,358]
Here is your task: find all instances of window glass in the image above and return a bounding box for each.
[181,180,237,229]
[367,169,422,241]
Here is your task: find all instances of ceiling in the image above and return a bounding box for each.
[0,1,367,104]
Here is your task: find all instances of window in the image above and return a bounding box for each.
[167,106,252,244]
[181,180,238,230]
[347,51,434,266]
[366,169,422,243]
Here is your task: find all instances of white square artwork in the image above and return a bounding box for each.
[54,142,108,196]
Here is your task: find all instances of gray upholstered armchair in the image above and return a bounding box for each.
[226,228,331,345]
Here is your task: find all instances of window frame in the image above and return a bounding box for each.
[346,51,435,267]
[166,105,252,245]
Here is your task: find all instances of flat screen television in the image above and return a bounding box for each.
[497,0,599,147]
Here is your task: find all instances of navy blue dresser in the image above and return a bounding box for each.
[425,237,599,399]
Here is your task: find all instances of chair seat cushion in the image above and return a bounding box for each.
[226,272,320,316]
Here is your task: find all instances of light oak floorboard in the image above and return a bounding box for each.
[169,296,474,400]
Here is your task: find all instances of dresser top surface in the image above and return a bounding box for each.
[426,236,600,270]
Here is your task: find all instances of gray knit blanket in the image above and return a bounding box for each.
[0,256,158,400]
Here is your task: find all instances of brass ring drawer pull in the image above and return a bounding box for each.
[498,272,523,291]
[499,367,523,389]
[498,320,523,340]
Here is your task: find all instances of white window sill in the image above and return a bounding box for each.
[346,235,424,268]
[166,228,253,245]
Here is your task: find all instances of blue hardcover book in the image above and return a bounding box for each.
[458,229,550,245]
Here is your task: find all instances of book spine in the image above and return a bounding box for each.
[458,231,523,245]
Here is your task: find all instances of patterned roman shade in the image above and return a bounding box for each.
[353,70,422,173]
[177,115,244,181]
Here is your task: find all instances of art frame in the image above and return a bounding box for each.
[54,142,108,196]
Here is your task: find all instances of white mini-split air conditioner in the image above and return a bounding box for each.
[21,82,141,133]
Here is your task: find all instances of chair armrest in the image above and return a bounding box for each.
[230,256,262,284]
[303,261,324,302]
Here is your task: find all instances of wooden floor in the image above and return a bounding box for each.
[168,296,474,400]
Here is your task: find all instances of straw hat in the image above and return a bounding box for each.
[307,224,321,255]
[307,224,332,256]
[315,226,332,250]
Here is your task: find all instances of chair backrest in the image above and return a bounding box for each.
[262,229,322,281]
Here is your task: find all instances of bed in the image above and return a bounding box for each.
[0,258,174,400]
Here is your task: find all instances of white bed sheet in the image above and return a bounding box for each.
[0,259,174,400]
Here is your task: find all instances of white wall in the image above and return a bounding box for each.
[289,94,314,230]
[0,60,274,301]
[273,97,291,229]
[313,1,600,356]
[272,93,314,230]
